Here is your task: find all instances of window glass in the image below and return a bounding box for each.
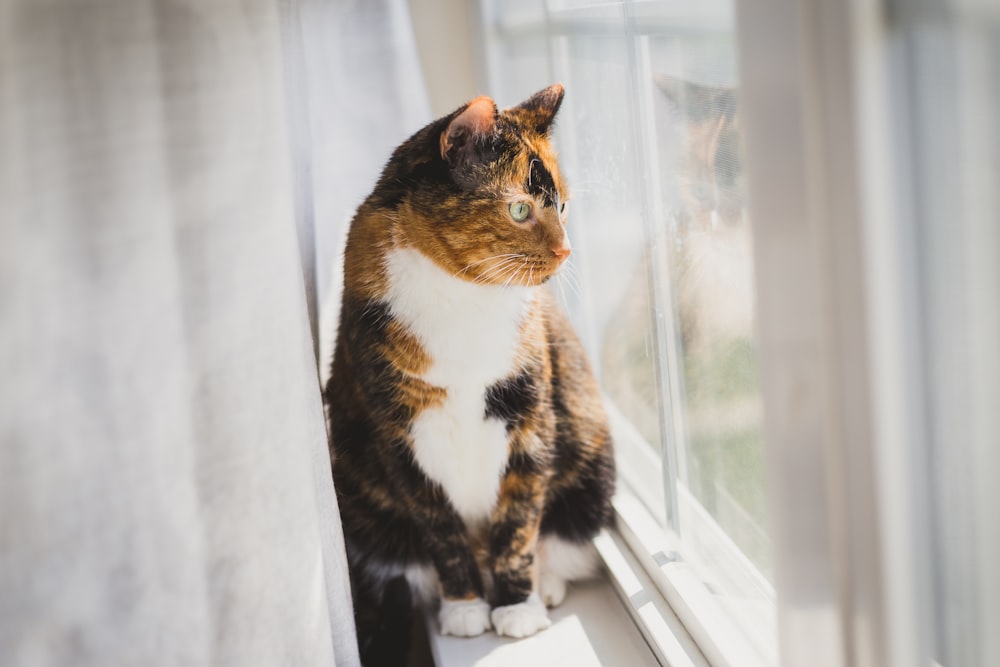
[643,21,769,578]
[555,15,668,462]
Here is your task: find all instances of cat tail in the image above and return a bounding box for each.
[355,574,414,667]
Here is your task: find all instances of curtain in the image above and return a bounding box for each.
[0,0,428,664]
[281,0,431,380]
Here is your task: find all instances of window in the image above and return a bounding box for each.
[480,1,1000,665]
[480,1,776,663]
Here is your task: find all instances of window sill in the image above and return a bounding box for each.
[610,493,775,667]
[422,565,660,666]
[607,403,777,666]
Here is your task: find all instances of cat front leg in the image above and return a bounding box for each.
[410,489,492,637]
[426,522,492,637]
[488,451,552,638]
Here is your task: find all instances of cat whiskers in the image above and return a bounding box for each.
[552,258,583,305]
[478,258,524,284]
[498,258,529,288]
[553,275,572,308]
[502,268,521,288]
[564,259,583,297]
[472,255,558,288]
[473,255,527,285]
[492,255,529,288]
[509,258,550,288]
[455,253,525,280]
[554,266,570,307]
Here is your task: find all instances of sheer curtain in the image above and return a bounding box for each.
[282,0,431,379]
[0,1,428,665]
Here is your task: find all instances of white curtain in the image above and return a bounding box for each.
[282,0,431,377]
[0,0,428,665]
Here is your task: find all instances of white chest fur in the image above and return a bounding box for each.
[384,247,534,521]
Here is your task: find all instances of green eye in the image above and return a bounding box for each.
[509,202,531,222]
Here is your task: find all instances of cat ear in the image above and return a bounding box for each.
[440,96,498,166]
[655,74,735,114]
[513,83,565,135]
[655,75,721,112]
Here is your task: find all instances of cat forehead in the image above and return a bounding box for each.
[454,113,565,202]
[510,138,564,195]
[488,148,563,208]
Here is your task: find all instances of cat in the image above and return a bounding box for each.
[324,84,615,665]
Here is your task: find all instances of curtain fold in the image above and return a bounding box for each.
[290,0,432,383]
[0,0,365,664]
[278,0,433,652]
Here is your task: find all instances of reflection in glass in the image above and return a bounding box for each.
[595,26,769,576]
[656,69,768,577]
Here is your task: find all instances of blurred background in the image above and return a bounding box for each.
[1,1,997,666]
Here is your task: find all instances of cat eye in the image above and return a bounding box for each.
[509,201,531,222]
[560,202,566,214]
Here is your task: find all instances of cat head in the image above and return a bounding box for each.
[372,84,571,287]
[655,75,744,230]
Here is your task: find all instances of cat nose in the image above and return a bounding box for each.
[551,243,572,262]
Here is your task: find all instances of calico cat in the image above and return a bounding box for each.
[324,84,615,664]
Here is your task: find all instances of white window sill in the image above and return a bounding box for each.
[422,493,774,667]
[422,514,729,667]
[607,404,778,666]
[608,493,776,667]
[423,570,660,667]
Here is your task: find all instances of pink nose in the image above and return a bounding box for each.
[552,245,572,262]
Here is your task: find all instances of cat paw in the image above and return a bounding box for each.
[491,593,552,638]
[538,572,567,608]
[439,597,492,637]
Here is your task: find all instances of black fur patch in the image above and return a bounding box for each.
[369,115,523,209]
[342,298,413,427]
[526,153,557,207]
[540,326,616,541]
[363,575,413,667]
[540,453,616,541]
[484,372,538,431]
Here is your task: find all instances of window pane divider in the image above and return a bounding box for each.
[622,0,685,533]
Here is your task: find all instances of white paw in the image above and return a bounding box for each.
[538,572,567,608]
[491,593,552,638]
[439,597,492,637]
